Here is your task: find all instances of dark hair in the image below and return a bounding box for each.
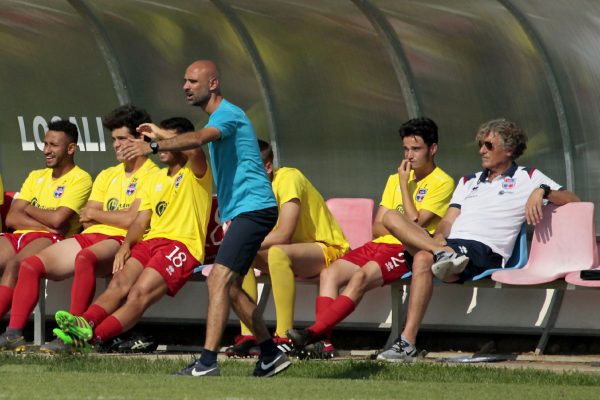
[476,118,527,160]
[159,117,195,134]
[102,104,152,137]
[398,117,439,147]
[257,139,273,163]
[47,120,79,144]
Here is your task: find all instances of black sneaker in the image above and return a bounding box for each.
[116,335,157,353]
[0,331,26,352]
[286,328,314,349]
[252,350,291,377]
[96,337,125,353]
[171,358,220,377]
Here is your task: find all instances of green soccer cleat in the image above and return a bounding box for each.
[52,328,92,353]
[55,310,93,341]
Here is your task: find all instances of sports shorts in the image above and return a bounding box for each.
[130,238,200,296]
[1,232,63,253]
[73,233,124,249]
[215,206,278,275]
[340,241,412,285]
[317,242,348,267]
[446,238,502,281]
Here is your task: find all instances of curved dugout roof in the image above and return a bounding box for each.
[0,0,598,225]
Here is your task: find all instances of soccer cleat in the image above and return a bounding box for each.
[300,339,338,360]
[252,350,291,377]
[95,337,125,353]
[286,328,314,349]
[115,335,158,353]
[40,337,72,354]
[272,335,294,354]
[376,336,418,362]
[53,328,92,353]
[171,358,220,377]
[0,331,26,352]
[431,251,469,281]
[55,310,93,341]
[225,335,259,358]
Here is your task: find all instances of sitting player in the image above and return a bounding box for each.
[287,118,454,357]
[52,117,212,352]
[226,139,349,357]
[0,120,92,350]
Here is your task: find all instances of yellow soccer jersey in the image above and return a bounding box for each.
[272,167,349,252]
[373,166,454,245]
[15,166,92,237]
[140,164,213,263]
[83,159,159,236]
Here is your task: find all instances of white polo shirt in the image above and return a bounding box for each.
[448,163,561,260]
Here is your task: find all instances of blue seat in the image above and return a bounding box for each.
[398,223,528,281]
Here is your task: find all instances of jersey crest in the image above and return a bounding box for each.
[502,177,516,190]
[54,186,65,198]
[174,173,183,189]
[126,179,138,196]
[415,188,427,202]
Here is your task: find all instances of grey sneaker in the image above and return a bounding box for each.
[431,251,469,281]
[0,331,26,352]
[376,336,417,362]
[40,337,73,354]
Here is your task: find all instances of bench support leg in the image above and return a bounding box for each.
[535,288,565,355]
[33,279,46,346]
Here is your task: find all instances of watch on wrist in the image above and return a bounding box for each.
[149,141,159,154]
[539,184,551,199]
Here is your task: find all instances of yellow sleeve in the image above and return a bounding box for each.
[379,174,398,210]
[274,169,305,205]
[16,171,38,203]
[88,168,111,203]
[59,171,92,213]
[138,174,154,212]
[419,176,455,218]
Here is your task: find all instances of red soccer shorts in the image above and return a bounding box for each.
[73,233,124,249]
[1,232,63,253]
[130,238,200,296]
[340,241,410,285]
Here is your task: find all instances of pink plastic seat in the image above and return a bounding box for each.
[492,202,597,285]
[325,198,374,250]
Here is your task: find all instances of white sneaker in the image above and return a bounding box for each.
[432,251,469,280]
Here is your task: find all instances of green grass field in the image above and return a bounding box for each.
[1,353,599,399]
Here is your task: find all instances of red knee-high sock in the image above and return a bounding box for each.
[315,296,334,339]
[8,256,45,330]
[92,315,123,344]
[69,249,98,315]
[308,295,355,338]
[82,304,109,328]
[0,285,14,319]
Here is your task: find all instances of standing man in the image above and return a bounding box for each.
[377,118,579,361]
[121,60,290,377]
[0,120,92,350]
[226,139,349,357]
[52,117,212,353]
[287,118,454,358]
[0,105,159,353]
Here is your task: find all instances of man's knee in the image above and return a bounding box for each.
[126,286,152,309]
[411,251,434,276]
[347,269,369,293]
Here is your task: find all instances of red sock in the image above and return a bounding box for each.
[69,249,98,315]
[8,256,45,330]
[0,285,14,319]
[315,296,334,339]
[93,315,123,343]
[82,304,109,328]
[308,295,355,338]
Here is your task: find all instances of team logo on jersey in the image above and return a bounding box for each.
[415,188,427,202]
[175,173,183,189]
[107,198,119,211]
[126,179,138,196]
[31,197,39,207]
[502,177,516,190]
[396,205,405,213]
[156,201,167,216]
[54,186,65,198]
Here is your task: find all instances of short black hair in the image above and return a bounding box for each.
[47,120,79,144]
[159,117,195,134]
[398,117,439,147]
[102,104,152,137]
[257,139,273,163]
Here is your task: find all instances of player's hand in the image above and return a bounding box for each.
[432,235,447,247]
[120,137,151,160]
[137,123,168,140]
[79,206,95,223]
[398,159,412,186]
[525,188,545,225]
[113,244,131,273]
